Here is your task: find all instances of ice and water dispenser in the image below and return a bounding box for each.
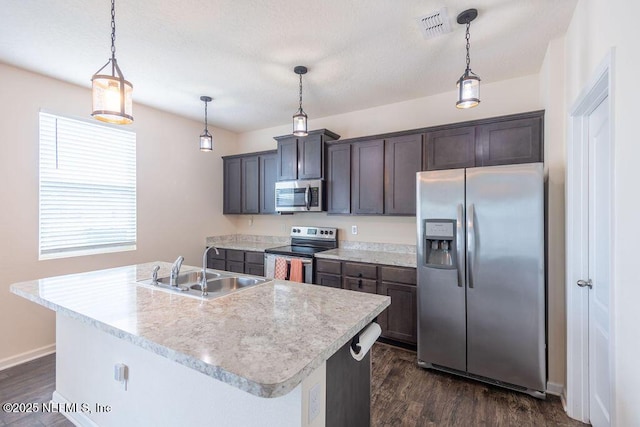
[423,219,457,268]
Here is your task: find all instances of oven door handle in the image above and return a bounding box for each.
[305,184,311,211]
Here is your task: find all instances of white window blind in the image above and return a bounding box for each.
[39,112,136,259]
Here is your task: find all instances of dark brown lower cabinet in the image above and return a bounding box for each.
[315,259,417,346]
[343,277,377,294]
[316,272,342,288]
[226,261,245,273]
[315,259,342,288]
[244,263,264,276]
[378,281,417,344]
[206,249,264,276]
[234,250,264,275]
[206,248,226,271]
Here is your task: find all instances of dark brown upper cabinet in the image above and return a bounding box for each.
[276,136,298,181]
[425,111,543,170]
[326,143,351,214]
[352,139,384,215]
[241,156,259,214]
[275,129,340,181]
[425,126,476,171]
[476,116,543,167]
[227,111,543,217]
[259,152,277,214]
[223,157,242,214]
[223,150,277,215]
[384,134,423,215]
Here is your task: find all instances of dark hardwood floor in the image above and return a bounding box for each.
[1,346,587,426]
[0,354,72,426]
[371,343,588,427]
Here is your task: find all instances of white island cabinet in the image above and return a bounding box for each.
[10,262,389,427]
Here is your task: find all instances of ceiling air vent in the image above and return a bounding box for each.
[416,7,452,39]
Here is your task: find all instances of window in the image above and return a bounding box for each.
[39,112,136,259]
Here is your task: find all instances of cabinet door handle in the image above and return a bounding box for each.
[358,279,363,288]
[357,273,363,278]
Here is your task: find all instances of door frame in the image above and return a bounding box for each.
[565,49,616,424]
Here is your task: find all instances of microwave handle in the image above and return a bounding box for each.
[305,184,311,211]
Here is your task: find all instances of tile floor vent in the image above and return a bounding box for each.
[416,8,452,39]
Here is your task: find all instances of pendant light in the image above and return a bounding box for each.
[292,66,308,137]
[199,96,213,151]
[91,0,133,124]
[456,9,480,109]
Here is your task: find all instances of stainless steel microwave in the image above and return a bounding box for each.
[275,179,324,212]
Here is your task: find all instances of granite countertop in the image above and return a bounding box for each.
[316,248,417,268]
[10,262,389,398]
[207,241,282,252]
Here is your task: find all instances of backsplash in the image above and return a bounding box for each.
[206,234,290,247]
[339,240,416,254]
[206,234,415,254]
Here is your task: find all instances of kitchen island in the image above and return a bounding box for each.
[10,262,390,427]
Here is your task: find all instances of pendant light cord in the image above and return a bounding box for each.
[298,72,303,111]
[110,0,116,60]
[204,100,209,131]
[465,21,471,73]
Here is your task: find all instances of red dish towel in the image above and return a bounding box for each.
[274,257,288,280]
[289,259,303,283]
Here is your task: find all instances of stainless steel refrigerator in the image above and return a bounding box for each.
[416,162,546,398]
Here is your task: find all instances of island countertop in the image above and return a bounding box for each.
[10,262,390,398]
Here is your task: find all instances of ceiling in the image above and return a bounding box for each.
[1,0,577,133]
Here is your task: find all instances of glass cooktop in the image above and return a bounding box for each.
[264,245,329,258]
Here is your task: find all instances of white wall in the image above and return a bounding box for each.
[539,36,568,395]
[0,63,238,366]
[560,0,640,424]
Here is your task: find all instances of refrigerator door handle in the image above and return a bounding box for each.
[467,203,475,288]
[456,203,465,287]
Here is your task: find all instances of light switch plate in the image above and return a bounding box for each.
[351,225,358,235]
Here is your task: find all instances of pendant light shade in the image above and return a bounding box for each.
[456,9,480,109]
[456,72,480,109]
[292,66,308,136]
[91,0,133,124]
[200,96,213,152]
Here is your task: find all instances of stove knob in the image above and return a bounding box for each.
[329,230,334,235]
[294,229,299,233]
[320,230,325,235]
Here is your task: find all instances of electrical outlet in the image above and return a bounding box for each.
[351,225,358,235]
[308,383,321,423]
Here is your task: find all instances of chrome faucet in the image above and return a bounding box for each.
[151,265,161,285]
[169,256,184,287]
[201,246,219,296]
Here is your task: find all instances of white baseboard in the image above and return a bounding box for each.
[52,391,98,427]
[546,381,565,397]
[0,344,56,371]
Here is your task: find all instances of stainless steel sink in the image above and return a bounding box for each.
[137,270,268,299]
[189,276,266,293]
[155,270,222,287]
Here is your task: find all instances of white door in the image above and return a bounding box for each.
[584,95,611,427]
